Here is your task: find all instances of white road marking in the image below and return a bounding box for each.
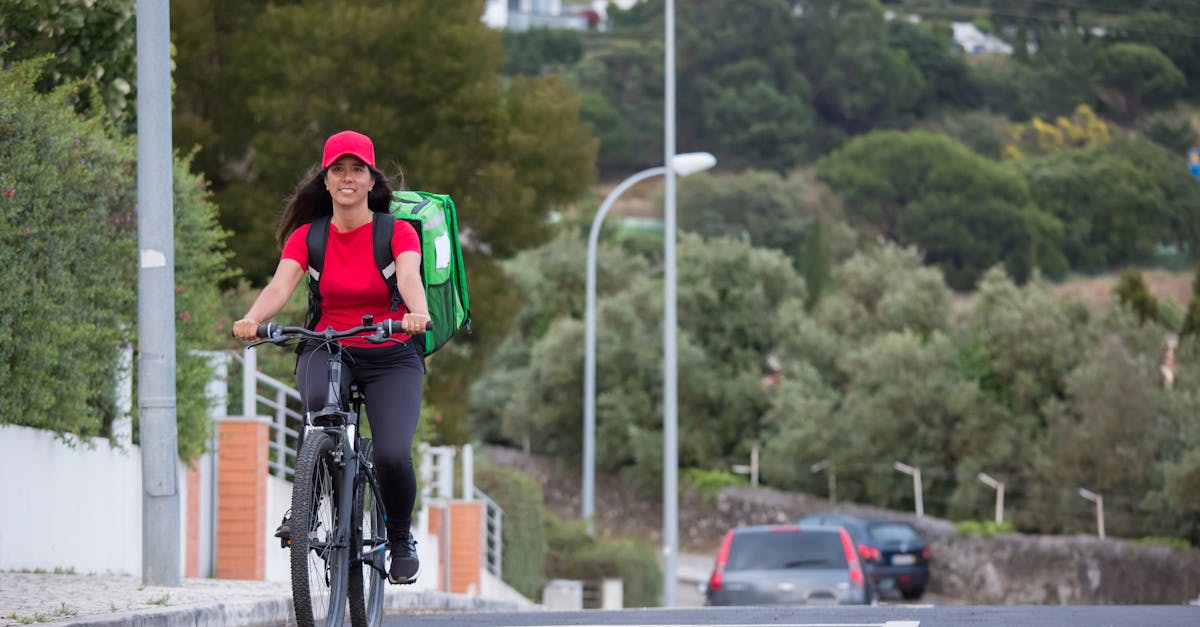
[502,622,920,627]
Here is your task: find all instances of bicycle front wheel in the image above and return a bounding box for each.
[290,430,349,627]
[349,439,387,627]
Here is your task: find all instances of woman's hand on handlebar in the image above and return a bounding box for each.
[401,312,433,335]
[232,318,262,342]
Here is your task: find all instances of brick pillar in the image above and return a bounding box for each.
[186,466,200,578]
[447,501,484,594]
[215,416,271,580]
[426,501,485,594]
[427,505,447,592]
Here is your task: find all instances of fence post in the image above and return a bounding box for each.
[462,444,474,500]
[242,347,257,417]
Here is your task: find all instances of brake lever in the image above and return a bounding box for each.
[246,337,293,349]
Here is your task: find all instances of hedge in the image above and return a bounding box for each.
[0,58,233,461]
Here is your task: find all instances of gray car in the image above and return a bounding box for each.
[704,524,871,606]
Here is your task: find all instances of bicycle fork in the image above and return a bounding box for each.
[329,429,390,579]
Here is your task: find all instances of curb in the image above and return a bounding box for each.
[56,590,534,626]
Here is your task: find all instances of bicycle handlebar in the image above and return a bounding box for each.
[239,319,433,347]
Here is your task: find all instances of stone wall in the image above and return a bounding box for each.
[479,446,1200,605]
[707,485,1200,605]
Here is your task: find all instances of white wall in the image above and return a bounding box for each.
[0,424,187,576]
[265,474,292,582]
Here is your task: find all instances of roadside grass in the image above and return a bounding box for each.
[5,602,78,624]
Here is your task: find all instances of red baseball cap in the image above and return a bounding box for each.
[321,130,375,168]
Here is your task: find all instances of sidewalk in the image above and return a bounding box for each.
[1,572,533,626]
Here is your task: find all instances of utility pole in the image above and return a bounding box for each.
[136,0,181,586]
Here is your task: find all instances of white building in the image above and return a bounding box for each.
[951,21,1014,55]
[483,0,638,31]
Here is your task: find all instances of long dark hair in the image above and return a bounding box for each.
[275,165,397,249]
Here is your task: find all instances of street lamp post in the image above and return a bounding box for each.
[583,153,716,537]
[662,0,680,607]
[978,472,1005,525]
[1079,488,1106,540]
[893,461,924,517]
[810,460,837,503]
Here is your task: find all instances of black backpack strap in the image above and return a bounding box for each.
[304,215,332,331]
[372,212,403,312]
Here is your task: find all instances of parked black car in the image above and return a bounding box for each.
[704,524,870,606]
[795,513,931,600]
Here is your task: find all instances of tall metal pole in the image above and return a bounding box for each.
[136,0,181,586]
[662,0,679,608]
[584,167,666,536]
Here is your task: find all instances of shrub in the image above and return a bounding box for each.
[473,463,547,599]
[545,513,662,608]
[1135,536,1191,550]
[683,467,745,504]
[0,58,233,461]
[957,519,1015,536]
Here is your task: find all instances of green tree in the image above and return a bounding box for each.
[817,130,1066,288]
[1112,10,1200,99]
[886,18,978,111]
[1114,268,1160,324]
[1180,266,1200,339]
[676,170,811,262]
[1017,136,1200,271]
[571,37,664,174]
[172,0,598,439]
[0,0,137,130]
[963,268,1085,415]
[1028,311,1172,537]
[793,0,926,135]
[474,231,806,496]
[1093,43,1186,122]
[502,27,585,76]
[837,330,982,511]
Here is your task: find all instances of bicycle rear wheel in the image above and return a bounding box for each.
[349,439,387,627]
[290,430,349,627]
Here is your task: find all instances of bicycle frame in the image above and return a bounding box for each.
[305,344,390,579]
[246,318,405,624]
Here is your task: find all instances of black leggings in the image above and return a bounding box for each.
[296,342,423,536]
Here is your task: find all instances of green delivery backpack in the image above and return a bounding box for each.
[388,190,471,356]
[302,190,471,358]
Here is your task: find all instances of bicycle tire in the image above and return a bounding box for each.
[290,430,349,627]
[348,439,387,627]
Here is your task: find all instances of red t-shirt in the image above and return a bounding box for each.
[282,218,420,347]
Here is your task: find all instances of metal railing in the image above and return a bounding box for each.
[235,349,506,580]
[231,348,303,481]
[475,487,504,578]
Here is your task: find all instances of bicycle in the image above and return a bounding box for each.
[245,316,420,627]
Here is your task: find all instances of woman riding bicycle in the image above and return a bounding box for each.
[232,130,429,585]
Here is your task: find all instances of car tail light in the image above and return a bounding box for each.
[708,530,735,592]
[769,525,800,532]
[839,528,865,589]
[922,546,932,560]
[857,544,882,562]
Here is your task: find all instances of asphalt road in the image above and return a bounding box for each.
[384,604,1200,626]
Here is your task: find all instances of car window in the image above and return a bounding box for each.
[867,522,922,544]
[726,531,848,571]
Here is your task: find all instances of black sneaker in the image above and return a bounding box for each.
[274,511,291,548]
[388,531,419,585]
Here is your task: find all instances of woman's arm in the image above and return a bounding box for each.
[232,259,305,340]
[395,250,431,335]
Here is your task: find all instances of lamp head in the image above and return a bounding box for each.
[670,152,717,177]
